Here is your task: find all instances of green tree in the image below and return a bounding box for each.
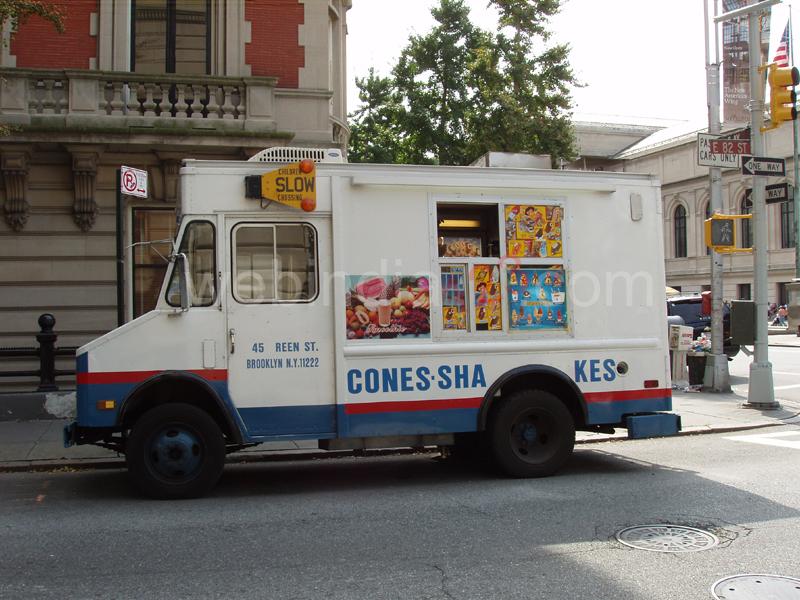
[348,68,410,164]
[391,0,482,165]
[476,0,577,160]
[348,0,577,166]
[0,0,64,38]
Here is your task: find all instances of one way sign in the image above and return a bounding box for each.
[741,155,786,176]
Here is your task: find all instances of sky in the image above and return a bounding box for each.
[345,0,798,125]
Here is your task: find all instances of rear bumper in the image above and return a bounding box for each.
[625,413,682,439]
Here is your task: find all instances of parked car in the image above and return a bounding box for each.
[666,295,740,358]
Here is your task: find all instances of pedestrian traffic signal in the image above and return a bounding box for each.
[765,64,799,130]
[704,213,752,253]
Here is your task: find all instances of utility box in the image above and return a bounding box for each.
[730,300,755,345]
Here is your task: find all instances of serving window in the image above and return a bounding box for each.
[435,199,568,334]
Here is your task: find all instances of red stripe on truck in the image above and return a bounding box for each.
[77,369,228,385]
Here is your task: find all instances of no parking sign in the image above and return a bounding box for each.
[120,165,148,198]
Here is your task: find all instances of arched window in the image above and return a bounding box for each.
[781,200,795,248]
[740,196,752,248]
[674,205,687,258]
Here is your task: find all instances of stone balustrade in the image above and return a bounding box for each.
[0,68,280,133]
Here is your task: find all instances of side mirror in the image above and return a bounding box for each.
[176,253,191,312]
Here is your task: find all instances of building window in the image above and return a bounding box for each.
[738,283,751,300]
[705,202,711,255]
[740,196,752,248]
[781,200,795,248]
[132,208,177,317]
[133,0,211,75]
[674,205,687,258]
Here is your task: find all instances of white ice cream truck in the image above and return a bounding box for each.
[65,148,679,498]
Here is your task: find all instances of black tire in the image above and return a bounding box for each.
[126,403,225,499]
[489,389,575,478]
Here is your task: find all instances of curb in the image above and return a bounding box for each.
[2,418,796,473]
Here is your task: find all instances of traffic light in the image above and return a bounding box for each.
[705,214,735,249]
[768,64,799,127]
[704,213,752,253]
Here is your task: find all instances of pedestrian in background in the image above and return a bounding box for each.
[778,305,788,326]
[768,303,778,321]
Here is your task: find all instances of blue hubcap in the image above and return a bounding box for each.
[521,423,538,442]
[149,427,202,480]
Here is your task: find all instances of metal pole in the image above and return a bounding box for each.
[791,6,800,280]
[704,0,731,391]
[116,168,125,327]
[746,9,778,409]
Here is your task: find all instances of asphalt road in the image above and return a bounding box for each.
[2,425,800,600]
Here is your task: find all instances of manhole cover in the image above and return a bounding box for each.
[615,524,719,553]
[712,574,800,599]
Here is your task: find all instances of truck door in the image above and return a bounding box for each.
[225,217,335,437]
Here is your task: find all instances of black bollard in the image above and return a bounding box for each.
[36,313,58,391]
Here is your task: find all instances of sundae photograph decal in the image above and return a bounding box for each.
[345,275,431,340]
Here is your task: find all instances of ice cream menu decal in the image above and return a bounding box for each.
[505,204,563,258]
[345,275,431,340]
[508,267,567,330]
[474,264,502,331]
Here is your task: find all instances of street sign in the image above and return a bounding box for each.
[709,127,751,154]
[697,133,741,168]
[260,160,316,210]
[745,182,792,204]
[709,138,751,154]
[741,155,786,176]
[120,165,148,198]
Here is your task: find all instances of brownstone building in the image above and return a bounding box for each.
[0,0,350,391]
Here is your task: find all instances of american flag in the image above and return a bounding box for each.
[773,23,790,68]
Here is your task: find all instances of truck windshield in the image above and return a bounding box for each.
[166,221,216,307]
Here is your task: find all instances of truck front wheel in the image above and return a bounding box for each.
[489,390,575,478]
[126,403,225,499]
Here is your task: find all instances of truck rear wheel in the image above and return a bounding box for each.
[126,403,225,499]
[489,389,575,478]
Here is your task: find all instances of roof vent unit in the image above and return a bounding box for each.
[248,147,345,163]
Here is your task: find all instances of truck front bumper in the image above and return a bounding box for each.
[63,421,118,448]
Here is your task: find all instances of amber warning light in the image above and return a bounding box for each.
[244,159,316,211]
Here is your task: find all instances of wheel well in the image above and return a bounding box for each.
[120,376,240,443]
[480,370,586,431]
